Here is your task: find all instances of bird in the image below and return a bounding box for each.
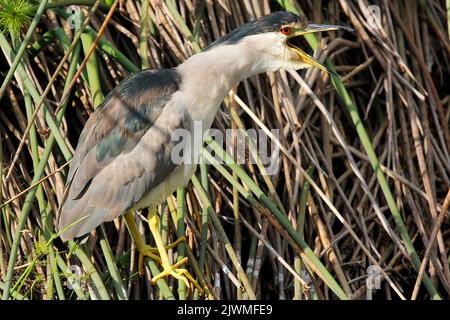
[58,11,350,292]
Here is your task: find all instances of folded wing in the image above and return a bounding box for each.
[58,68,189,240]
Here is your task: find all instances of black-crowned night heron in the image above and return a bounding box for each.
[58,11,350,292]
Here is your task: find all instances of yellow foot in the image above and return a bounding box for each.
[146,208,204,296]
[151,257,203,296]
[137,236,186,276]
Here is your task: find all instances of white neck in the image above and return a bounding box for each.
[176,35,283,128]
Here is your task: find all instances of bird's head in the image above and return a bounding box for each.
[205,11,352,76]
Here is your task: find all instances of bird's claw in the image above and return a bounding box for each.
[137,236,187,276]
[151,256,203,296]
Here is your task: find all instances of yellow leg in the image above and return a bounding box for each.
[147,208,203,295]
[124,211,185,276]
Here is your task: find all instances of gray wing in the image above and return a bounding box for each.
[58,68,189,241]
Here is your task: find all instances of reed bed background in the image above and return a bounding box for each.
[0,0,449,300]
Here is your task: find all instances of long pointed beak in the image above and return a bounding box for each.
[287,23,353,76]
[301,23,354,35]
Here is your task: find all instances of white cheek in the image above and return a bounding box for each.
[239,33,309,72]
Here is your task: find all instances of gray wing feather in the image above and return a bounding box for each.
[58,68,188,241]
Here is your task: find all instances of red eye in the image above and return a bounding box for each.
[280,26,292,35]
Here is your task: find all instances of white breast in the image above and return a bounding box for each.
[133,162,197,210]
